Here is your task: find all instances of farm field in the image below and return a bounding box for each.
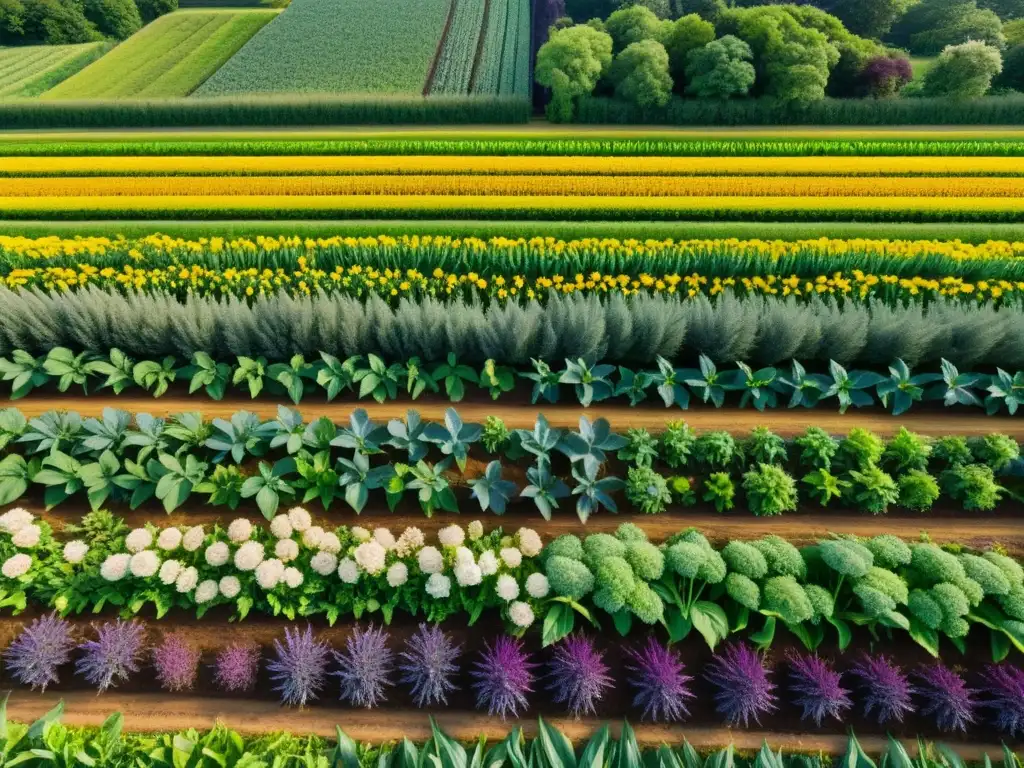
[0,43,109,98]
[42,10,278,100]
[2,131,1024,762]
[195,0,451,96]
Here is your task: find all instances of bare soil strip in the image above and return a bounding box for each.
[12,396,1022,439]
[0,691,1008,756]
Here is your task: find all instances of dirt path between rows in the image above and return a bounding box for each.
[13,397,1022,438]
[30,500,1024,555]
[1,691,1010,756]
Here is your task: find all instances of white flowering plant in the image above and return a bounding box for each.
[11,507,546,631]
[0,507,57,612]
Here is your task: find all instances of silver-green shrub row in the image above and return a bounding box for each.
[1,290,1022,371]
[0,407,1017,520]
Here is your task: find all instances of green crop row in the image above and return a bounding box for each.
[2,137,1024,157]
[429,0,485,95]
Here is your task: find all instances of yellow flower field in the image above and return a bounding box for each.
[3,175,1023,198]
[4,155,1024,178]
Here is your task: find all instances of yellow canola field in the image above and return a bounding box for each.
[1,195,1021,216]
[5,155,1024,177]
[5,175,1024,198]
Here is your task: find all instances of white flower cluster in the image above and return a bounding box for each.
[50,508,545,627]
[0,508,44,580]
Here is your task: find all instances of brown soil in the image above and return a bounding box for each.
[4,691,1008,756]
[13,396,1023,438]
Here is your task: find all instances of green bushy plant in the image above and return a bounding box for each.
[742,464,798,517]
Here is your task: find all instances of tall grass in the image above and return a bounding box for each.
[575,95,1024,126]
[0,95,530,128]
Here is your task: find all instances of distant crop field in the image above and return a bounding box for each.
[470,0,530,96]
[43,10,277,99]
[0,43,109,98]
[196,0,451,96]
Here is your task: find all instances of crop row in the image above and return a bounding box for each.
[7,138,1024,158]
[7,155,1024,178]
[429,0,485,95]
[2,194,1022,223]
[6,234,1024,283]
[0,406,1018,520]
[2,291,1021,373]
[1,508,1022,661]
[3,614,1022,733]
[5,337,1024,414]
[7,175,1024,199]
[4,709,1019,768]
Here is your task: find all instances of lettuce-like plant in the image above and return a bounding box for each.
[521,358,561,404]
[560,359,615,407]
[423,408,482,472]
[432,353,478,402]
[469,461,517,515]
[572,462,623,522]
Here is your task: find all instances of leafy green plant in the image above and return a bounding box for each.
[182,352,231,400]
[625,466,671,515]
[618,428,659,468]
[882,428,932,473]
[986,368,1024,415]
[683,354,729,407]
[240,457,295,519]
[386,410,431,462]
[702,472,735,513]
[133,357,177,398]
[267,354,316,405]
[402,356,440,400]
[432,353,478,402]
[91,349,135,395]
[522,358,561,404]
[650,355,690,409]
[404,459,459,517]
[942,463,1003,512]
[847,464,899,515]
[745,426,786,466]
[337,451,394,514]
[293,450,341,509]
[824,361,885,414]
[521,462,570,520]
[898,470,940,512]
[571,461,623,522]
[794,426,839,470]
[316,352,354,401]
[469,460,517,515]
[205,411,272,463]
[614,366,652,406]
[660,420,696,469]
[839,428,885,470]
[43,347,101,393]
[694,431,737,471]
[878,359,942,416]
[481,416,510,454]
[931,359,983,407]
[727,362,778,411]
[151,452,209,513]
[351,354,402,403]
[515,415,562,469]
[0,350,49,399]
[423,408,482,472]
[802,468,848,506]
[334,408,389,455]
[560,359,614,407]
[558,416,627,476]
[480,359,515,400]
[195,464,245,510]
[778,360,830,409]
[742,464,797,517]
[969,433,1020,472]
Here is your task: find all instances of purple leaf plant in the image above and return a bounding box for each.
[914,663,977,733]
[334,624,394,709]
[624,637,693,723]
[982,664,1024,737]
[471,636,537,719]
[267,625,330,707]
[75,619,146,692]
[3,612,75,691]
[399,624,461,708]
[152,634,201,692]
[547,634,613,719]
[787,653,852,726]
[213,643,261,693]
[851,654,915,725]
[704,642,777,726]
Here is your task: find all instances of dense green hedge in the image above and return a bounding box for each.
[0,95,531,129]
[575,95,1024,126]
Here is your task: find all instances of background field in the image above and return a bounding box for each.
[43,10,278,100]
[0,43,109,98]
[196,0,451,96]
